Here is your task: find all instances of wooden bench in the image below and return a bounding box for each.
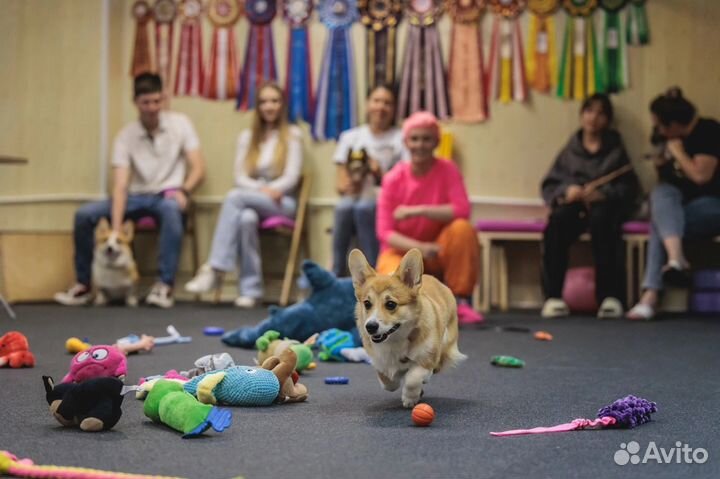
[473,219,651,312]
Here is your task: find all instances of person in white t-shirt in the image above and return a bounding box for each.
[55,73,206,308]
[185,83,303,308]
[332,85,404,276]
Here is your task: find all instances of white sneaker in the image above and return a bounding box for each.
[146,282,174,308]
[541,298,569,318]
[184,264,221,294]
[54,284,93,306]
[597,297,623,319]
[234,296,258,309]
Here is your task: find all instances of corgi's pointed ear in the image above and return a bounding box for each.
[348,249,375,289]
[121,220,135,241]
[395,248,423,289]
[96,217,111,239]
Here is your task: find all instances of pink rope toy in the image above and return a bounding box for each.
[491,395,658,437]
[0,451,186,479]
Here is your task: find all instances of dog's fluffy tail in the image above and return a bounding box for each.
[438,343,467,373]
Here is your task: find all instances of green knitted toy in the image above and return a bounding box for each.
[143,380,232,438]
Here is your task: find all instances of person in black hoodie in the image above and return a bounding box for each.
[627,88,720,320]
[540,93,639,319]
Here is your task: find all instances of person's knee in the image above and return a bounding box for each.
[75,203,104,228]
[447,218,474,237]
[240,208,259,227]
[335,197,355,216]
[651,182,682,203]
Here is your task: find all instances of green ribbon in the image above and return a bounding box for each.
[626,0,649,45]
[603,10,625,92]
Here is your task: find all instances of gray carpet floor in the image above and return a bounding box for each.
[1,304,719,479]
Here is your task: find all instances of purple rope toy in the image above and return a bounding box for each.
[491,395,658,437]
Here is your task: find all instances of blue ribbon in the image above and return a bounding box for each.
[287,26,313,123]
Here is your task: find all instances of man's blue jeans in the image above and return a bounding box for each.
[73,194,184,286]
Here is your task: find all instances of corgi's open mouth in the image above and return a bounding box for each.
[371,324,400,344]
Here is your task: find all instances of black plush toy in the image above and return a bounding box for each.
[42,375,124,432]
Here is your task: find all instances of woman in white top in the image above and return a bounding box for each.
[332,85,404,276]
[185,83,303,307]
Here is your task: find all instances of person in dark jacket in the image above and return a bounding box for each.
[540,93,639,319]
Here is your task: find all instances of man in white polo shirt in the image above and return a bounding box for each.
[55,73,206,308]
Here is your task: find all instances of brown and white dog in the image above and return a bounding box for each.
[348,248,466,407]
[92,218,139,306]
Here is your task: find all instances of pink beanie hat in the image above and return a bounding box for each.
[402,111,440,141]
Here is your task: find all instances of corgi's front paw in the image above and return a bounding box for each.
[126,295,139,307]
[93,291,107,306]
[402,391,421,408]
[377,372,400,392]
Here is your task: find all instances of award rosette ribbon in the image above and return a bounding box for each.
[153,0,177,95]
[130,0,154,77]
[312,0,359,141]
[204,0,243,100]
[283,0,314,123]
[626,0,649,45]
[557,0,604,100]
[600,0,628,93]
[236,0,279,111]
[487,0,528,104]
[174,0,205,97]
[526,0,559,94]
[447,0,488,122]
[358,0,403,89]
[396,0,450,121]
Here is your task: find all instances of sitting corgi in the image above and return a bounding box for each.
[348,248,466,408]
[92,218,139,306]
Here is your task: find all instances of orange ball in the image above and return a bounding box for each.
[412,403,435,427]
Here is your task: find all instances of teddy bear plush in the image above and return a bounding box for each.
[255,330,315,372]
[0,331,35,368]
[222,260,359,348]
[42,375,124,432]
[261,348,308,404]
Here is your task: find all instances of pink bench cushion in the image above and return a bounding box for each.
[475,219,650,235]
[621,221,650,235]
[136,217,158,230]
[260,216,296,230]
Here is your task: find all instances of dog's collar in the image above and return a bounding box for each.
[371,324,400,344]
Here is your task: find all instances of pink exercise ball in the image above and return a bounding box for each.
[562,267,598,313]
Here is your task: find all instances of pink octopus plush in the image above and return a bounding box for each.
[61,345,127,384]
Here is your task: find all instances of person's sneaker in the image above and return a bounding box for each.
[661,260,691,288]
[185,264,221,294]
[457,303,484,325]
[597,297,623,319]
[54,284,92,306]
[234,296,258,309]
[541,298,569,318]
[146,282,174,309]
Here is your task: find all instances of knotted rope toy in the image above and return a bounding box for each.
[491,395,658,436]
[0,450,186,479]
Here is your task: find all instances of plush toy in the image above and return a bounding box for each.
[183,349,308,406]
[62,345,127,383]
[143,380,232,438]
[181,352,235,378]
[222,260,359,348]
[255,330,315,372]
[0,331,35,368]
[66,335,155,355]
[42,375,124,432]
[261,348,308,404]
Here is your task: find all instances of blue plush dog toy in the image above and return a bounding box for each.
[222,261,359,348]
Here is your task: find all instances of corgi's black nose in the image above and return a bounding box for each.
[365,321,379,334]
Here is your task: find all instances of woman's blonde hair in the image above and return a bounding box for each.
[245,82,290,178]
